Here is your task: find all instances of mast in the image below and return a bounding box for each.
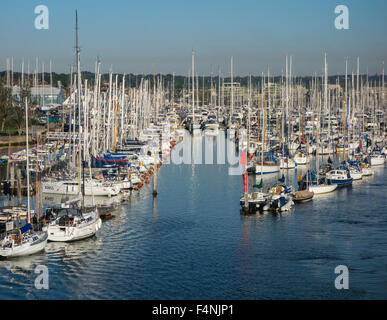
[316,91,321,177]
[192,51,195,123]
[382,62,385,137]
[261,72,265,176]
[75,10,84,208]
[230,56,234,125]
[25,98,31,224]
[324,53,330,154]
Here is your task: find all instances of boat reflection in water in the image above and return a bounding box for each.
[42,194,123,210]
[44,237,102,261]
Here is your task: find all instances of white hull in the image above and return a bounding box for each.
[48,217,102,242]
[280,158,296,169]
[204,129,219,136]
[43,180,119,197]
[361,168,374,176]
[294,157,308,165]
[271,195,294,211]
[350,171,363,180]
[254,165,280,175]
[317,147,334,155]
[370,157,385,166]
[308,184,337,194]
[0,231,48,258]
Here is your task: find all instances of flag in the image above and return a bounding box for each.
[240,151,247,165]
[6,221,13,232]
[253,179,263,189]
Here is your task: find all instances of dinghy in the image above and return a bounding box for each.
[291,190,314,203]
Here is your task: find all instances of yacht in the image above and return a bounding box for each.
[46,207,102,242]
[42,179,120,197]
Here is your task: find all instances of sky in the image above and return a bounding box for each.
[0,0,386,76]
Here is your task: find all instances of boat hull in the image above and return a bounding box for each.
[327,178,353,187]
[280,158,296,169]
[308,184,337,194]
[48,218,102,242]
[370,157,385,166]
[350,172,363,180]
[0,232,48,258]
[253,165,280,175]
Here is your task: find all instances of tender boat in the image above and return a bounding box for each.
[291,190,314,203]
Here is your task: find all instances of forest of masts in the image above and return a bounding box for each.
[1,55,385,154]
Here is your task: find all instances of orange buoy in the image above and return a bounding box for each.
[157,164,161,169]
[145,180,150,184]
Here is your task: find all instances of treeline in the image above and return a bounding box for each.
[0,80,38,135]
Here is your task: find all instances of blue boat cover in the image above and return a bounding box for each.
[20,223,31,234]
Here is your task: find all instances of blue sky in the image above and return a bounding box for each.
[0,0,386,76]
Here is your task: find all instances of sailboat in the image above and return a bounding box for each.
[189,52,201,136]
[0,99,48,258]
[46,11,102,243]
[292,137,314,202]
[240,76,271,213]
[279,56,296,170]
[250,71,280,175]
[308,54,337,195]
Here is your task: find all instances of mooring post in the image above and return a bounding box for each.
[153,164,158,197]
[16,166,22,206]
[243,172,249,213]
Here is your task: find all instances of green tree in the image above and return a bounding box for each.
[0,80,14,131]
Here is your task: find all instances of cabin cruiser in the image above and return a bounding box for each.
[240,192,271,212]
[326,169,353,187]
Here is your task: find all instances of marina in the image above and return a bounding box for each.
[0,149,386,299]
[0,1,386,302]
